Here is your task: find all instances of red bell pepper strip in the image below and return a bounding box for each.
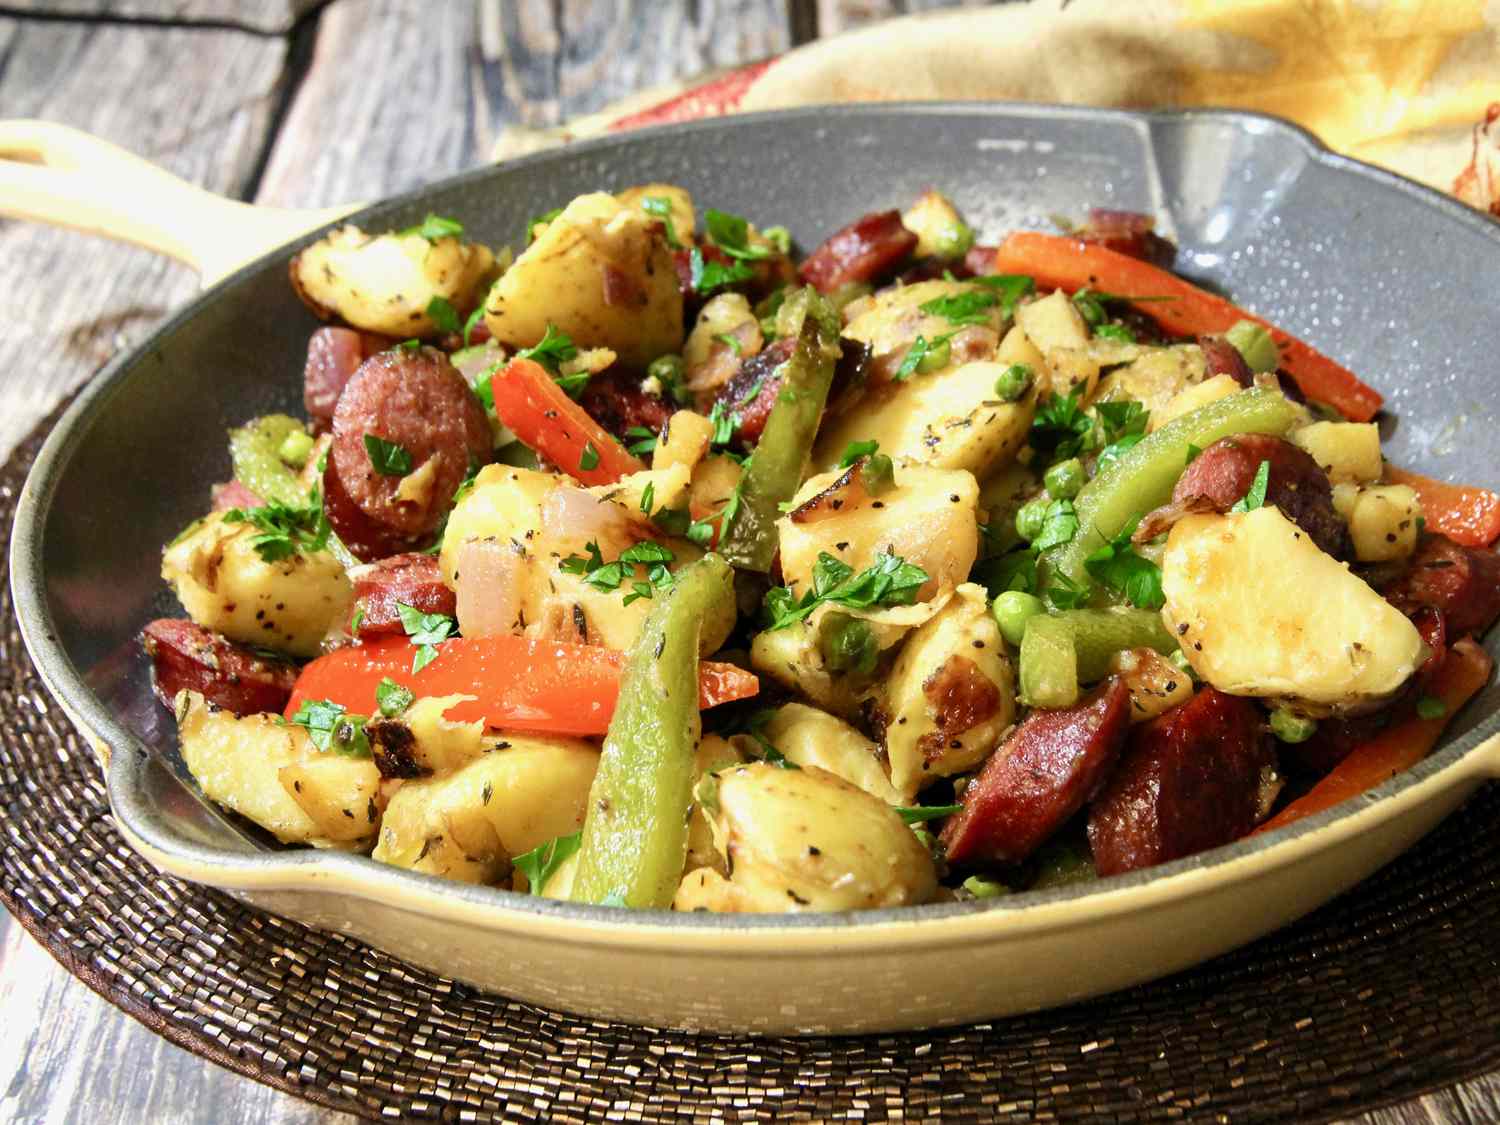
[1385,466,1500,548]
[990,232,1384,423]
[488,357,645,485]
[1254,638,1492,835]
[285,635,757,738]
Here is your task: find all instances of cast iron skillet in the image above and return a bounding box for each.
[10,103,1500,1035]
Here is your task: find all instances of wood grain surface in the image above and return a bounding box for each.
[0,1,1496,1122]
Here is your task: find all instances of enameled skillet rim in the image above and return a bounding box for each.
[13,101,1500,936]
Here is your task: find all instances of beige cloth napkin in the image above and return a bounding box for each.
[497,0,1500,215]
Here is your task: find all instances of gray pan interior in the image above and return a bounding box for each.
[12,102,1500,931]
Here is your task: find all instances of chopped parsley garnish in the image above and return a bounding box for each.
[1230,460,1272,513]
[718,708,798,769]
[425,295,461,335]
[919,288,998,327]
[895,804,962,825]
[472,363,500,412]
[704,208,774,261]
[375,677,414,718]
[363,434,413,476]
[221,494,331,563]
[1032,499,1079,552]
[516,323,578,372]
[837,439,880,470]
[394,339,421,352]
[766,550,929,631]
[559,540,677,606]
[686,470,749,547]
[1095,400,1150,444]
[976,550,1039,598]
[1097,432,1146,474]
[525,206,562,241]
[1094,323,1136,344]
[1185,443,1203,465]
[1416,696,1447,720]
[714,332,744,356]
[462,280,495,346]
[397,213,464,242]
[397,602,456,674]
[513,830,582,895]
[579,441,600,473]
[892,332,955,382]
[290,698,371,758]
[970,273,1036,317]
[1085,517,1165,609]
[1030,388,1094,461]
[1042,572,1091,611]
[624,425,658,456]
[640,480,655,515]
[690,246,754,294]
[641,196,682,249]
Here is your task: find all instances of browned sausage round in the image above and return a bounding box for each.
[1383,534,1500,637]
[349,552,456,637]
[142,618,298,717]
[1170,433,1348,557]
[798,210,917,294]
[329,346,490,544]
[322,448,423,562]
[1087,688,1275,877]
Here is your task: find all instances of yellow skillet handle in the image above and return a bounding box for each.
[0,120,359,286]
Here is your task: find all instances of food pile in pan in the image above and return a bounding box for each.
[143,184,1500,911]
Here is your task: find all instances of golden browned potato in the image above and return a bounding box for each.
[672,763,937,913]
[175,691,380,848]
[484,192,682,368]
[760,704,904,804]
[162,511,351,658]
[290,224,495,337]
[372,734,599,884]
[1162,507,1424,713]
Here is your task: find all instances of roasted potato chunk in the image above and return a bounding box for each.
[176,690,380,848]
[761,704,904,804]
[1162,507,1424,713]
[867,583,1017,800]
[372,734,600,884]
[290,224,495,337]
[484,192,682,368]
[162,511,351,658]
[673,763,937,913]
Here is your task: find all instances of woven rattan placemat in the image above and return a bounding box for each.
[5,403,1500,1123]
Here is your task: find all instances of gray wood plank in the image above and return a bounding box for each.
[0,14,288,461]
[2,0,320,35]
[255,0,791,209]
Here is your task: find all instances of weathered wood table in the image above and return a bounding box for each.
[1,2,1497,1120]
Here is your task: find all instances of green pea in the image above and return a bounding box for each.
[1015,498,1049,542]
[933,221,976,261]
[1044,457,1085,500]
[991,590,1045,647]
[993,363,1032,402]
[276,429,315,468]
[818,613,878,676]
[916,336,951,374]
[1269,707,1317,744]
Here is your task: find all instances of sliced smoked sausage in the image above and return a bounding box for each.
[328,346,490,550]
[349,553,456,637]
[142,618,298,717]
[798,210,917,294]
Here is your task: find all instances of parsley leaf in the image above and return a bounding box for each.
[1032,499,1079,552]
[1094,323,1135,344]
[641,196,682,248]
[375,678,414,717]
[1095,400,1149,444]
[559,540,677,604]
[363,434,413,476]
[703,208,773,261]
[513,830,582,895]
[397,602,456,674]
[290,698,371,758]
[462,279,496,347]
[895,804,962,825]
[690,246,754,294]
[1030,389,1095,461]
[970,273,1035,317]
[516,323,579,373]
[579,441,600,473]
[425,295,461,335]
[221,493,331,563]
[718,708,799,769]
[640,480,655,515]
[892,332,955,382]
[1185,443,1203,465]
[974,550,1039,597]
[1042,573,1092,611]
[1084,518,1164,609]
[714,332,743,356]
[766,550,930,630]
[837,439,880,470]
[624,425,658,456]
[398,213,464,241]
[1230,460,1271,513]
[919,288,998,326]
[1097,432,1146,474]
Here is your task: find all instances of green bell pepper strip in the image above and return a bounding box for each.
[229,414,311,506]
[1019,607,1178,708]
[1042,388,1302,591]
[718,288,841,572]
[571,554,737,908]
